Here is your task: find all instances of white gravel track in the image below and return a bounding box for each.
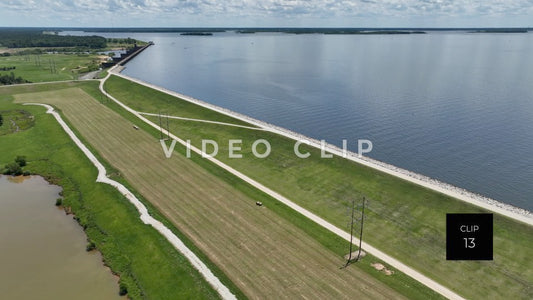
[101,67,472,299]
[23,103,237,300]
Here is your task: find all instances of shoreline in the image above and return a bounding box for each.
[112,68,532,225]
[0,174,121,298]
[1,174,121,286]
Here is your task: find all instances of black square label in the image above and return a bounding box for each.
[446,213,493,260]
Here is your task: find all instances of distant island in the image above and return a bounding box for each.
[180,32,214,36]
[236,30,256,34]
[233,29,426,35]
[324,30,426,35]
[469,28,529,33]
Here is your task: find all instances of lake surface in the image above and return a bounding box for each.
[0,175,120,300]
[67,30,533,211]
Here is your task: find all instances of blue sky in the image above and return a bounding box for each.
[0,0,532,28]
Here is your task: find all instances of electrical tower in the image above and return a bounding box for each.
[344,196,366,267]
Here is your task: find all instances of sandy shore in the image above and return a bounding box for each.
[112,69,532,226]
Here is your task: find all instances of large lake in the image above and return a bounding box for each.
[0,175,119,299]
[70,31,533,211]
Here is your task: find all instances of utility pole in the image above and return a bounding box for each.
[345,198,356,267]
[158,111,163,140]
[166,112,170,140]
[344,196,366,267]
[356,197,366,262]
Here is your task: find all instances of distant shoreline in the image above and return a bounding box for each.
[69,27,531,34]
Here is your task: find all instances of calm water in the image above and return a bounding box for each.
[69,31,533,211]
[0,175,120,299]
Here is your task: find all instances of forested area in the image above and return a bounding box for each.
[0,72,29,84]
[0,30,106,48]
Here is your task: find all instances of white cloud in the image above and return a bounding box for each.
[0,0,531,27]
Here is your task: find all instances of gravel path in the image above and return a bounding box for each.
[23,102,237,300]
[138,111,267,131]
[102,67,470,299]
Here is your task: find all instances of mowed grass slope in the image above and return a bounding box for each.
[106,75,533,299]
[14,88,407,299]
[0,85,221,299]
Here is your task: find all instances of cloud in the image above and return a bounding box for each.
[0,0,531,27]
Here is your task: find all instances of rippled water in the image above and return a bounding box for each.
[68,30,533,211]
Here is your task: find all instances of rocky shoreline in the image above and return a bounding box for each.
[114,70,533,224]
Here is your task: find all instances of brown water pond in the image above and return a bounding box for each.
[0,175,121,299]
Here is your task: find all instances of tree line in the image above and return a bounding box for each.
[107,38,137,44]
[0,30,106,48]
[3,156,28,176]
[0,72,29,85]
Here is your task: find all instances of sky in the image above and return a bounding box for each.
[0,0,532,28]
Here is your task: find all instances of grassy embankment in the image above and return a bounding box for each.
[0,53,104,82]
[96,77,448,299]
[105,75,533,300]
[0,82,232,299]
[12,86,426,298]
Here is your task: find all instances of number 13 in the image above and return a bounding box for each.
[464,238,475,248]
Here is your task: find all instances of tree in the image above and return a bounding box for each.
[0,113,3,127]
[4,162,22,175]
[119,282,128,296]
[15,155,26,167]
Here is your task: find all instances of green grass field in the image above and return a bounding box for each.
[94,83,446,299]
[0,82,224,299]
[0,53,103,82]
[0,109,34,135]
[105,75,533,299]
[11,86,428,299]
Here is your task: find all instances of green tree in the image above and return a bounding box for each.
[4,162,22,175]
[119,282,128,296]
[15,155,26,167]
